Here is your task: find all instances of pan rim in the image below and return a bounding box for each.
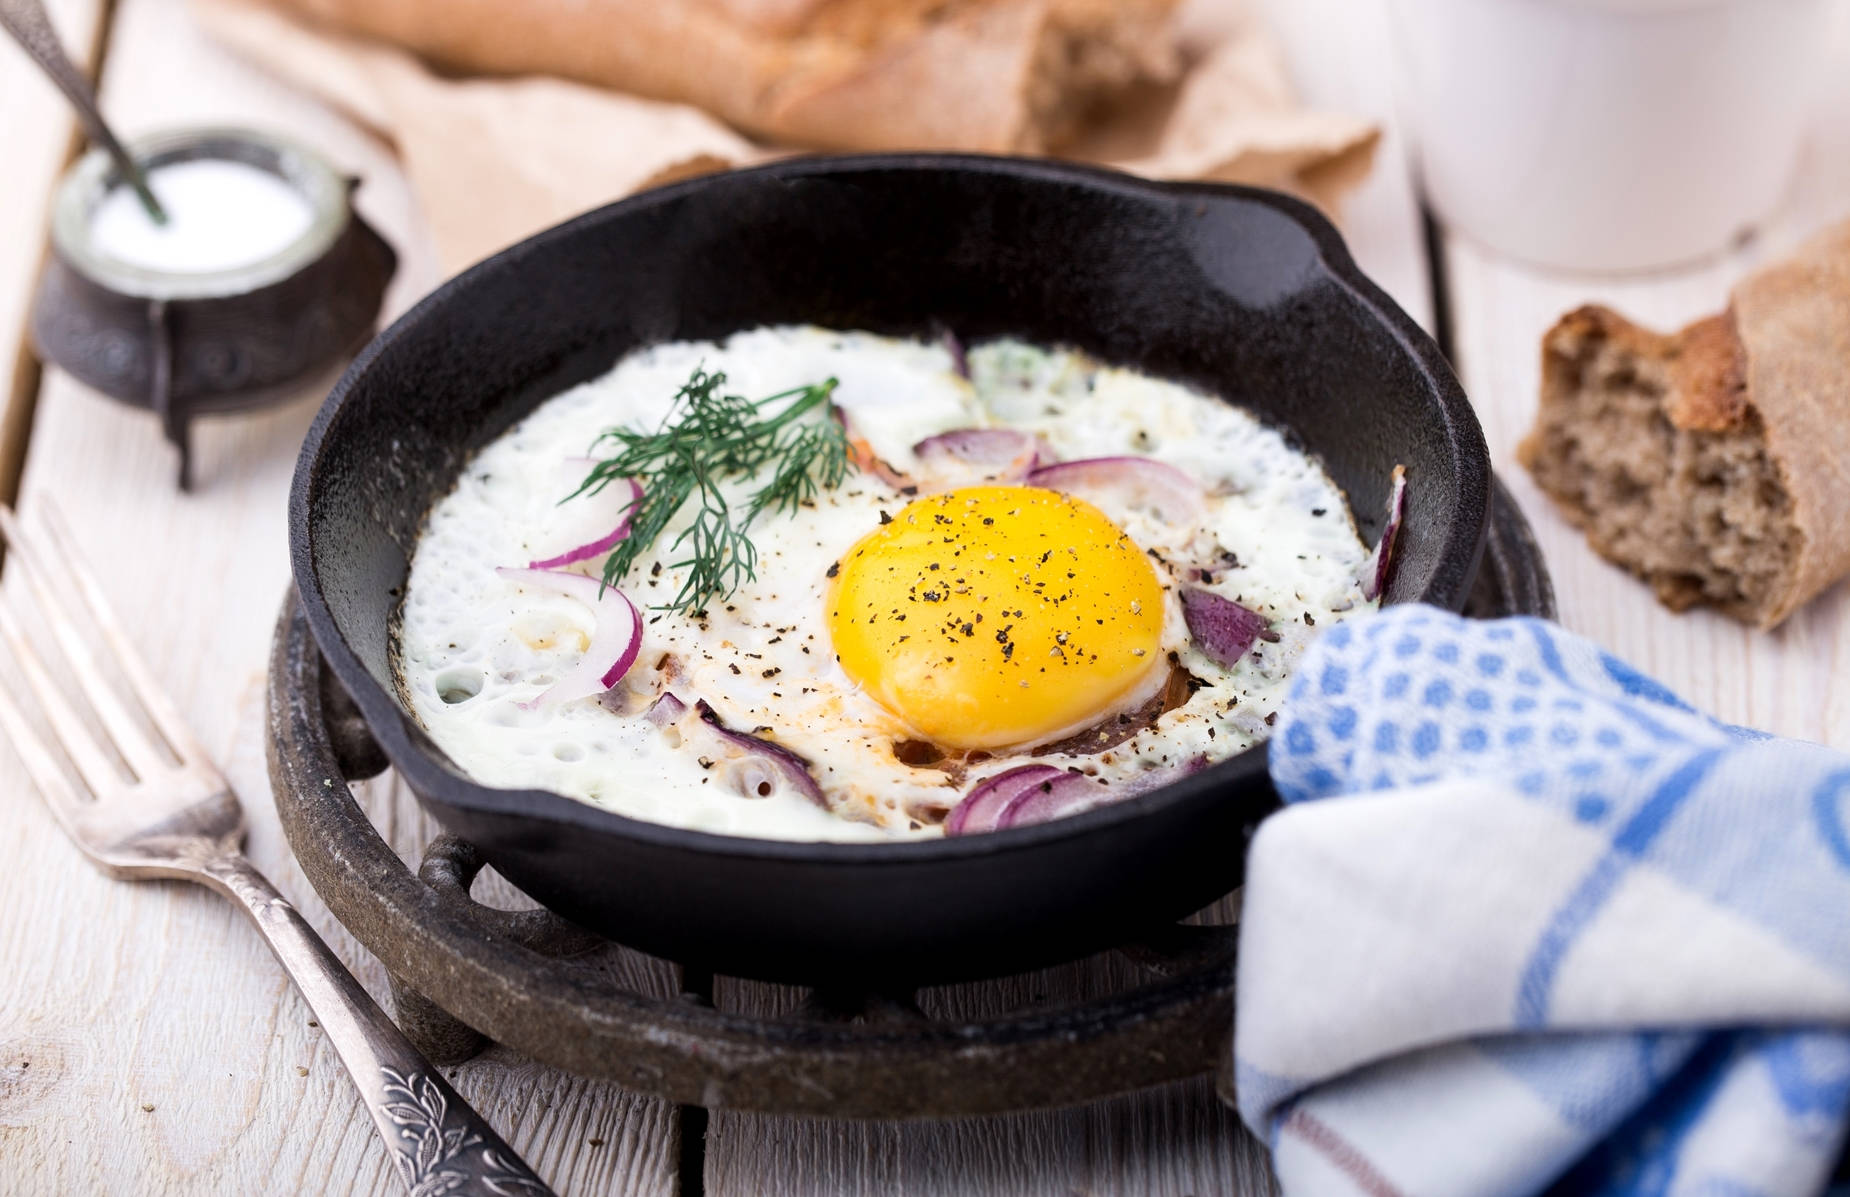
[288,152,1488,865]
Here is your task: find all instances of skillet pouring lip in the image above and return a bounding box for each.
[289,154,1486,871]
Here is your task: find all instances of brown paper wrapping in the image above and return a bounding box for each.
[231,0,1183,155]
[192,0,1377,274]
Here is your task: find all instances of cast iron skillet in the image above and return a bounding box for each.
[291,155,1489,986]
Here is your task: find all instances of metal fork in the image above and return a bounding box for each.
[0,501,553,1197]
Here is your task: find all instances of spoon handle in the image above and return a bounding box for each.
[0,0,167,224]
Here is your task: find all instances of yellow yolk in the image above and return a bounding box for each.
[827,487,1165,750]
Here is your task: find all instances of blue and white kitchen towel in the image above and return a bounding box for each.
[1239,604,1850,1196]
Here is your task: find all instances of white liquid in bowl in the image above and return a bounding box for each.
[89,159,314,274]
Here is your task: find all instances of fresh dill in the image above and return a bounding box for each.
[570,367,850,614]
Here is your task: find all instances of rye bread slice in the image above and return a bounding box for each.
[1518,218,1850,629]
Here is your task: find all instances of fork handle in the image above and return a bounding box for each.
[200,854,555,1196]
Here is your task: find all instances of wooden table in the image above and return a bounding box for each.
[1,1,1846,1192]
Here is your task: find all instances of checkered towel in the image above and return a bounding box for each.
[1237,604,1850,1196]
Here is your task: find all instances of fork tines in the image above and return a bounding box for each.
[0,501,210,816]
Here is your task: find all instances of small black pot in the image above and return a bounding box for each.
[32,127,395,489]
[291,155,1489,986]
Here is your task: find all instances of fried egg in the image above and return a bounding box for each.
[830,487,1166,750]
[395,327,1376,841]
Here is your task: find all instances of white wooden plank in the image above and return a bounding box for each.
[0,0,107,499]
[1442,33,1850,744]
[702,896,1276,1197]
[705,1077,1274,1197]
[0,0,679,1191]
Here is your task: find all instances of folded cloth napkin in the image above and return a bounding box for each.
[1237,604,1850,1196]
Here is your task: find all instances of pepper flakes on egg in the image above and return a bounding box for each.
[826,486,1164,751]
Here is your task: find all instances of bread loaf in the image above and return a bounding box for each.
[255,0,1180,152]
[1518,219,1850,629]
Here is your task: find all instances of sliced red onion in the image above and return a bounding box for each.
[944,764,1067,837]
[1181,588,1269,670]
[529,470,643,570]
[694,700,826,806]
[947,753,1214,835]
[913,428,1042,484]
[941,327,970,381]
[1000,754,1212,830]
[1028,456,1206,524]
[1360,465,1408,602]
[643,692,686,728]
[994,770,1101,829]
[494,567,642,708]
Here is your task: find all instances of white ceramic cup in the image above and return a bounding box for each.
[1387,0,1838,273]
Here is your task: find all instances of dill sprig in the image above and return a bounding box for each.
[570,367,850,614]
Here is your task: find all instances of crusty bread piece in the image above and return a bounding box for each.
[1518,219,1850,629]
[254,0,1180,152]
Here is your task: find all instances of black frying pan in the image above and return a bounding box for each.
[290,155,1489,985]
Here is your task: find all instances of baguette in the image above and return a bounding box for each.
[1518,219,1850,629]
[256,0,1180,152]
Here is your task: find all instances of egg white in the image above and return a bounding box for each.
[395,327,1375,841]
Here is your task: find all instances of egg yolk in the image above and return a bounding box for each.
[827,486,1165,750]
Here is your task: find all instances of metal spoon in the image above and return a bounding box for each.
[1,0,167,224]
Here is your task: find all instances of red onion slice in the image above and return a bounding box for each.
[913,428,1043,484]
[529,471,643,570]
[1000,754,1211,830]
[1181,588,1269,670]
[941,327,970,381]
[944,764,1067,837]
[993,770,1101,829]
[946,752,1217,835]
[693,700,827,806]
[1027,456,1206,525]
[643,692,686,728]
[494,567,642,708]
[1360,465,1408,602]
[950,753,1214,835]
